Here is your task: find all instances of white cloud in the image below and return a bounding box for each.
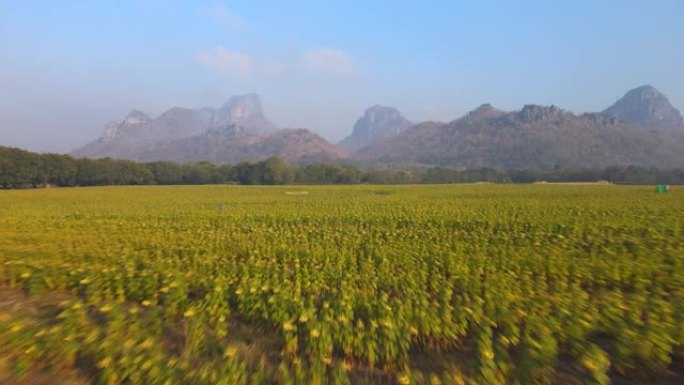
[302,48,353,74]
[261,59,285,76]
[196,46,254,76]
[209,4,244,30]
[196,46,354,77]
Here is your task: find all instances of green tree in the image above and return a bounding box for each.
[76,158,107,186]
[262,157,294,184]
[146,161,184,184]
[43,153,78,186]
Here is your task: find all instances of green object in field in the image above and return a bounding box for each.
[656,184,668,193]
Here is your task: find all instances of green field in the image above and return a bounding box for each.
[0,185,682,384]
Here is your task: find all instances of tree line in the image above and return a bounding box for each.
[1,145,682,188]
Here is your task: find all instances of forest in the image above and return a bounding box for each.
[1,145,683,188]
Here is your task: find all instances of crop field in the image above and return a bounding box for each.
[0,184,682,385]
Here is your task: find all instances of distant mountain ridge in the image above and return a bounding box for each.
[96,94,276,144]
[349,85,684,169]
[73,85,684,169]
[72,94,344,164]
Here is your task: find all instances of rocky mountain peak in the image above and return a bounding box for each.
[467,104,505,120]
[99,110,150,141]
[102,122,119,141]
[337,105,412,153]
[518,105,565,123]
[356,105,411,137]
[222,93,264,120]
[474,103,495,111]
[123,109,150,126]
[158,106,193,119]
[216,93,276,134]
[364,105,401,119]
[603,85,683,128]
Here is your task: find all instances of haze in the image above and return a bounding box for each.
[1,0,683,153]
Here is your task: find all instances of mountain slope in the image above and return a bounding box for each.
[142,127,346,165]
[337,105,412,154]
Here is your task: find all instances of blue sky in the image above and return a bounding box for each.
[1,0,683,152]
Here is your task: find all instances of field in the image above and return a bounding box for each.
[0,184,682,385]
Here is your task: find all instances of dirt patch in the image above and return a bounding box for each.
[0,287,90,385]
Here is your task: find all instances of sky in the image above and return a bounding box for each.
[1,0,683,153]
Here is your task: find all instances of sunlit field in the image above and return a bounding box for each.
[0,185,682,384]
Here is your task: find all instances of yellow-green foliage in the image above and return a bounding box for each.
[0,184,682,384]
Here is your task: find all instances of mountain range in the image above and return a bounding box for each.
[72,85,684,169]
[72,94,344,164]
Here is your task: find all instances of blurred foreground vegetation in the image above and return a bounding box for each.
[0,184,682,384]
